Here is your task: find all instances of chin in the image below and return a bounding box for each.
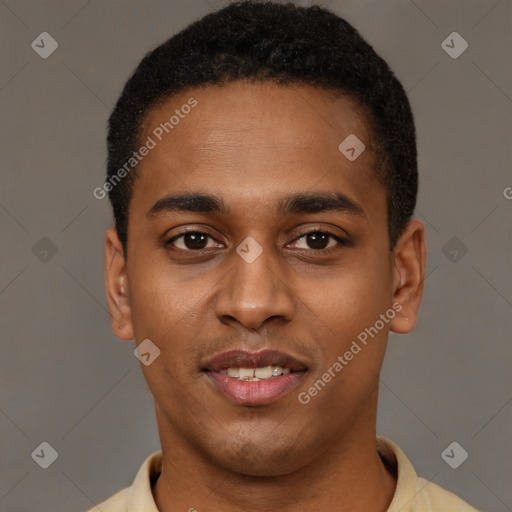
[207,436,309,477]
[221,456,304,477]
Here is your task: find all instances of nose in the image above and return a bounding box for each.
[215,240,295,330]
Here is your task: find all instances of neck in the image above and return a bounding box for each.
[153,401,396,511]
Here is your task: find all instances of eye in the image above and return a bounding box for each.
[166,231,222,251]
[165,228,348,253]
[289,230,347,251]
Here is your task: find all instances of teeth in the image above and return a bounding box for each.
[238,368,255,380]
[254,366,273,379]
[221,366,290,381]
[227,368,239,378]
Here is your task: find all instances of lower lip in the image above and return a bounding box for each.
[204,370,306,406]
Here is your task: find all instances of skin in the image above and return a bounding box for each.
[105,81,426,512]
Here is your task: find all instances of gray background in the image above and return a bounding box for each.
[0,0,511,511]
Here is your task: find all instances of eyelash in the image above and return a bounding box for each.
[165,228,348,254]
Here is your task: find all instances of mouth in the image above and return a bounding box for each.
[201,349,308,406]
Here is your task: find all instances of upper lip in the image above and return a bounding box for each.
[202,349,308,372]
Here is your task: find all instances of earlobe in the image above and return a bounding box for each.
[389,220,426,335]
[105,227,134,341]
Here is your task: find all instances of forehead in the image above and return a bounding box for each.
[132,81,382,215]
[141,81,374,155]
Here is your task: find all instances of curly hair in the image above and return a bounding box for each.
[106,0,417,255]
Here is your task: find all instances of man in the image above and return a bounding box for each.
[93,1,479,510]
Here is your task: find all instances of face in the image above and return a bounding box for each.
[105,81,425,477]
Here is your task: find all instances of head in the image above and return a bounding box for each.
[104,1,425,477]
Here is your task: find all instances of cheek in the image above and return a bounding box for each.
[301,253,392,401]
[128,260,182,341]
[308,257,390,335]
[128,261,214,369]
[125,253,182,399]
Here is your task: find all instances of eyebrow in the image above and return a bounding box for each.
[279,192,365,217]
[146,193,227,218]
[146,191,365,219]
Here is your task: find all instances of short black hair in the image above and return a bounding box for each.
[106,0,417,256]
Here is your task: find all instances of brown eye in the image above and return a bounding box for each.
[290,230,346,251]
[183,232,208,250]
[305,232,330,250]
[167,231,218,251]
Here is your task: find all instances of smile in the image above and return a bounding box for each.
[201,349,308,406]
[220,365,290,380]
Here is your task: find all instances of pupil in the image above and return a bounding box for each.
[185,232,207,249]
[307,232,328,249]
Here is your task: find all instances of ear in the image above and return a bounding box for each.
[105,226,134,340]
[389,219,427,335]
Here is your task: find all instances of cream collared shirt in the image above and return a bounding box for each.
[88,437,479,511]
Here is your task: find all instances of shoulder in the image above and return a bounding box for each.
[377,437,479,512]
[413,476,480,511]
[86,451,162,512]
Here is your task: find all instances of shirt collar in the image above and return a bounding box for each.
[377,436,424,512]
[127,450,162,512]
